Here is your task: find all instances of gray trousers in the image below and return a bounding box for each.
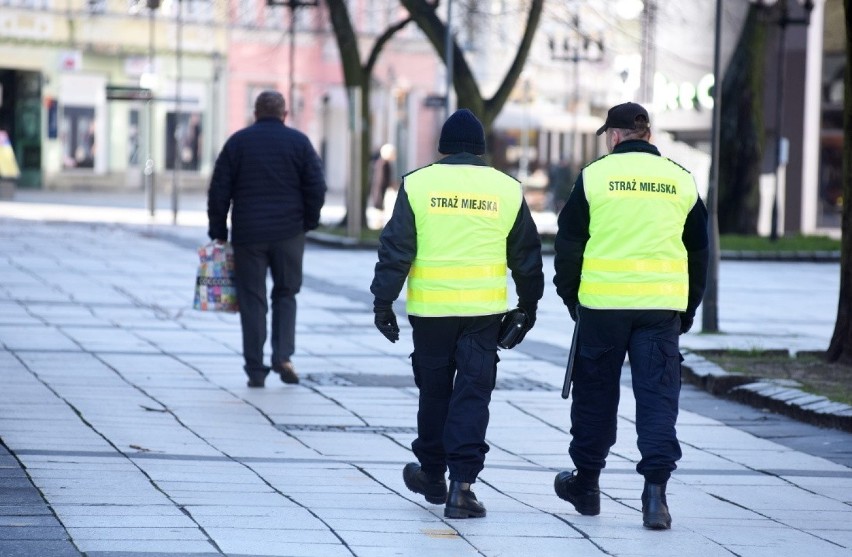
[233,234,305,378]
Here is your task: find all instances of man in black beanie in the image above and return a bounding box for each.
[370,108,544,518]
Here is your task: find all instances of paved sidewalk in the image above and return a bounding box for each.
[0,205,850,556]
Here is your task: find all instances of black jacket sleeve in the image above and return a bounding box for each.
[207,140,234,241]
[553,174,589,309]
[298,140,327,231]
[370,184,416,305]
[506,198,544,308]
[683,197,710,317]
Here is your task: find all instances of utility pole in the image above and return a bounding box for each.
[267,0,318,123]
[549,14,604,168]
[639,0,656,104]
[444,0,454,120]
[172,0,183,225]
[703,0,723,333]
[145,0,160,217]
[746,0,814,240]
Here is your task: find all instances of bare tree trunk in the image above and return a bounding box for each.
[324,0,412,229]
[718,6,768,235]
[359,84,372,217]
[826,0,852,365]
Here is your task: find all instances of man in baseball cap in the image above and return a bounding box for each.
[595,101,651,136]
[554,98,709,530]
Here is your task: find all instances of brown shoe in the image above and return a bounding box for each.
[274,361,299,384]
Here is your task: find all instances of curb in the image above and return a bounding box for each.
[681,351,852,433]
[719,250,840,262]
[306,230,380,250]
[307,232,840,262]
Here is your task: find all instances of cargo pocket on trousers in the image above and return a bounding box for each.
[411,353,454,398]
[463,337,499,391]
[576,344,615,385]
[650,339,681,387]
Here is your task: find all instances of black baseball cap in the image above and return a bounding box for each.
[595,102,651,136]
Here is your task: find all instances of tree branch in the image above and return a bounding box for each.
[399,0,482,108]
[324,0,366,87]
[482,0,544,126]
[365,15,414,75]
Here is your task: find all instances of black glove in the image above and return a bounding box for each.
[374,303,399,343]
[517,300,537,330]
[498,308,532,349]
[567,300,578,322]
[679,312,694,335]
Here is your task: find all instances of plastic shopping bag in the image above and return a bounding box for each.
[193,241,238,313]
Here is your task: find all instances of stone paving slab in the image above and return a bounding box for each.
[0,216,850,556]
[0,445,80,555]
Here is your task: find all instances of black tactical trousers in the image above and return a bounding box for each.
[568,307,682,483]
[408,314,502,484]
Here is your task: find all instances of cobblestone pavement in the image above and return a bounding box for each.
[0,201,850,557]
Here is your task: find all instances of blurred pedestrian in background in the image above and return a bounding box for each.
[370,108,544,519]
[207,90,326,388]
[548,159,574,213]
[367,143,398,229]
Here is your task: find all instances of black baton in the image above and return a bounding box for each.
[561,312,579,399]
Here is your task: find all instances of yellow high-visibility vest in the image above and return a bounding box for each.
[404,163,522,317]
[579,151,698,310]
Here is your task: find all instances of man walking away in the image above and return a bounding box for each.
[370,108,544,519]
[207,90,326,388]
[552,102,709,529]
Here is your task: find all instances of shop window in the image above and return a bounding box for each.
[128,109,140,166]
[61,106,96,170]
[184,0,213,22]
[264,3,285,28]
[2,0,52,8]
[238,0,257,26]
[87,0,106,13]
[165,112,202,171]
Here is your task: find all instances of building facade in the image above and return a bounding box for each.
[0,0,227,191]
[0,0,845,240]
[648,0,844,238]
[0,0,444,202]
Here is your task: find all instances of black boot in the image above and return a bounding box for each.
[402,463,447,505]
[246,370,268,388]
[554,470,600,516]
[641,481,671,530]
[444,481,486,519]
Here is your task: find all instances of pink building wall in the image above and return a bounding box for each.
[224,1,443,182]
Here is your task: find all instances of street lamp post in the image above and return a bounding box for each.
[320,93,330,172]
[549,14,604,167]
[639,0,657,104]
[704,0,724,333]
[210,51,222,174]
[753,0,814,241]
[144,0,161,217]
[172,0,183,225]
[267,0,318,123]
[444,0,454,121]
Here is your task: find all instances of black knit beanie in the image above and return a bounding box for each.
[438,109,485,155]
